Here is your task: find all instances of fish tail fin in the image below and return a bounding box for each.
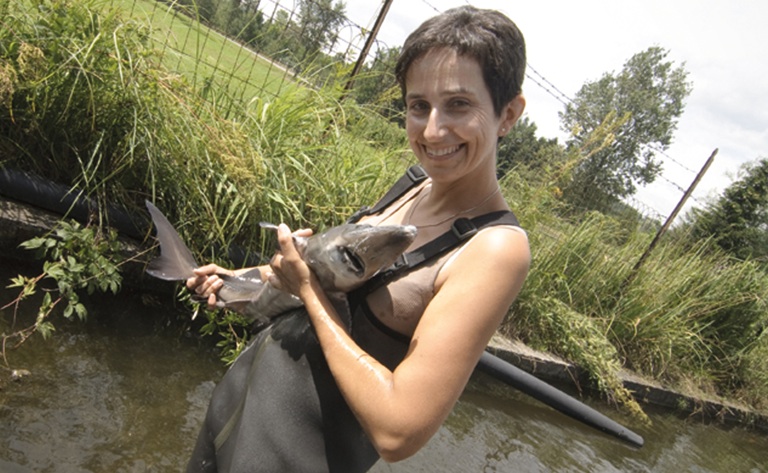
[145,201,199,281]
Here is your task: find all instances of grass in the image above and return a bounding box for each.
[109,0,297,104]
[507,209,768,416]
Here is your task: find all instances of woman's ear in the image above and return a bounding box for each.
[498,95,526,137]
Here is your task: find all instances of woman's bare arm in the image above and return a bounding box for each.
[270,223,530,462]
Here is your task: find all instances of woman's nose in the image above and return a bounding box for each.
[423,108,447,141]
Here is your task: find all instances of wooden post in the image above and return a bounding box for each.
[338,0,394,101]
[624,148,718,286]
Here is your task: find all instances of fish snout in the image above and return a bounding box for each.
[304,223,417,292]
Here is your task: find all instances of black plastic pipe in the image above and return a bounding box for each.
[0,167,146,239]
[477,351,644,448]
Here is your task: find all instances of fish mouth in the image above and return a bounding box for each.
[342,246,365,276]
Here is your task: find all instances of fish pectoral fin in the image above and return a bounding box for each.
[237,268,264,282]
[222,299,253,313]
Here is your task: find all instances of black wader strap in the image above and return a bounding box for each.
[350,210,520,302]
[347,165,427,223]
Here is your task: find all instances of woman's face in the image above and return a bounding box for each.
[404,48,523,183]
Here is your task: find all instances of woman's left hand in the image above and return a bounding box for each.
[268,224,315,298]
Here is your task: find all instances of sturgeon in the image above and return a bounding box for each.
[144,201,417,323]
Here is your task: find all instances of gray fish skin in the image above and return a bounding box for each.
[145,201,416,323]
[145,201,198,281]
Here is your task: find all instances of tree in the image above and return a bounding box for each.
[260,10,305,68]
[559,46,692,203]
[296,0,346,62]
[496,116,563,180]
[686,158,768,262]
[193,0,217,22]
[212,0,241,38]
[214,0,264,46]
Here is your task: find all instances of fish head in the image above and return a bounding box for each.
[300,223,417,292]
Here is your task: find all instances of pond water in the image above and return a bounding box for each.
[1,260,766,472]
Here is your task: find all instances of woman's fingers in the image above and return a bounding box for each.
[276,223,296,253]
[207,293,218,310]
[186,264,229,301]
[294,228,313,238]
[269,223,318,299]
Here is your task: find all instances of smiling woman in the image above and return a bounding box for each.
[185,6,531,472]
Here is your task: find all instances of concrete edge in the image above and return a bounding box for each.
[487,334,768,433]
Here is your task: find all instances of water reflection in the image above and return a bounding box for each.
[0,280,225,472]
[1,263,766,472]
[371,377,767,472]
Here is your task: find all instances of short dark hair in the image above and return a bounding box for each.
[395,6,526,117]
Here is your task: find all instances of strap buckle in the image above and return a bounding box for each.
[371,254,408,288]
[451,218,478,241]
[391,254,408,270]
[406,165,428,183]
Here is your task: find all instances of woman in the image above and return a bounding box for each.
[187,6,530,471]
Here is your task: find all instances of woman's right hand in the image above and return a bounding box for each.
[186,264,235,309]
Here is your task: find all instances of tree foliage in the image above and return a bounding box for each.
[296,0,346,62]
[686,158,768,262]
[497,116,563,181]
[212,0,264,45]
[560,46,692,203]
[351,46,403,120]
[163,0,346,72]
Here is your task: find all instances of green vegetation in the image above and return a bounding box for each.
[560,47,692,205]
[684,158,768,262]
[111,0,296,102]
[2,220,122,361]
[1,0,766,422]
[0,0,407,362]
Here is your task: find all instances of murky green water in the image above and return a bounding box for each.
[1,261,766,472]
[0,280,224,472]
[372,377,767,472]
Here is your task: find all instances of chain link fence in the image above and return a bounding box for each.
[118,0,703,231]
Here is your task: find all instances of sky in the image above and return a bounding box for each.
[338,0,768,221]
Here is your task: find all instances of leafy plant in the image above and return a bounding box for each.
[1,220,122,363]
[685,158,768,262]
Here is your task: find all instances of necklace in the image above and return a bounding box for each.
[406,185,502,229]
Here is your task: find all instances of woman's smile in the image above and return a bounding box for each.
[423,143,464,159]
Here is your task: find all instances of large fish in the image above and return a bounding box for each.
[144,201,417,323]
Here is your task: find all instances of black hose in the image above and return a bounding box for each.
[0,167,146,240]
[477,351,644,448]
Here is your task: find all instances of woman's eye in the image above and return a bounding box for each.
[449,98,470,109]
[408,101,430,114]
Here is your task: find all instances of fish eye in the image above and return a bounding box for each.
[340,246,364,276]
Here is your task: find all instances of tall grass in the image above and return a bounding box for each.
[1,0,405,264]
[506,209,768,415]
[614,240,767,389]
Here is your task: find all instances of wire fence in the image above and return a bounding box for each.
[119,0,702,230]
